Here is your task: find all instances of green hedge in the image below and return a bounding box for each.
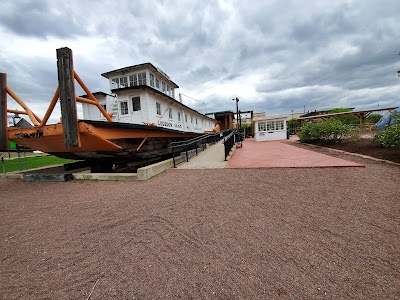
[298,118,358,143]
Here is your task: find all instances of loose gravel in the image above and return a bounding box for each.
[0,147,399,299]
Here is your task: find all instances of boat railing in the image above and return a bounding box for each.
[222,131,244,160]
[170,130,231,168]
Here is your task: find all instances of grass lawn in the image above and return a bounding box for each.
[1,156,78,173]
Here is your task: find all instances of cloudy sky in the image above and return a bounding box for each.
[1,0,399,123]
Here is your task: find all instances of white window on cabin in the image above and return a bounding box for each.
[131,96,141,111]
[156,79,160,89]
[169,108,173,120]
[185,114,188,123]
[266,121,272,131]
[111,78,119,89]
[162,82,166,93]
[258,122,266,132]
[120,76,128,88]
[156,102,161,115]
[191,116,193,124]
[195,118,198,125]
[277,120,284,130]
[150,74,154,87]
[167,85,170,95]
[100,104,107,118]
[138,72,146,85]
[178,111,181,122]
[129,74,138,86]
[120,101,128,115]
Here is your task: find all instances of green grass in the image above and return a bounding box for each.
[1,156,78,173]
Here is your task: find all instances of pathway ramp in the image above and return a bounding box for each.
[226,138,364,168]
[177,142,227,169]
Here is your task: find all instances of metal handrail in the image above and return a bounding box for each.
[170,130,231,167]
[169,129,231,147]
[222,131,244,160]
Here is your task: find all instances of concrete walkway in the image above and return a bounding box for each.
[177,142,227,169]
[226,138,364,168]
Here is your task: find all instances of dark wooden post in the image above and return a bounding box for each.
[0,73,8,151]
[57,47,80,148]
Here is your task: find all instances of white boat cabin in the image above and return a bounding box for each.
[254,115,288,141]
[81,63,215,134]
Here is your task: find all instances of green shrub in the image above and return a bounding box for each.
[365,113,383,124]
[286,118,298,132]
[373,125,400,147]
[298,118,358,143]
[329,108,359,125]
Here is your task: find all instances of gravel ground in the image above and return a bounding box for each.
[0,147,399,299]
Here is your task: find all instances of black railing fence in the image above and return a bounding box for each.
[170,130,231,168]
[222,131,244,160]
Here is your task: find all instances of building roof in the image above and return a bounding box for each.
[254,114,288,121]
[205,111,234,115]
[79,91,116,99]
[101,62,179,88]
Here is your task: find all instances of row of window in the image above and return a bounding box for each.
[159,102,209,126]
[258,120,285,132]
[117,97,211,127]
[111,72,174,97]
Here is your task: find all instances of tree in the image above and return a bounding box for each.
[330,108,359,125]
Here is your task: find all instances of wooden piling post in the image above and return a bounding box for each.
[0,73,8,151]
[56,47,80,148]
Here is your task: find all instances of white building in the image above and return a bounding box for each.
[82,63,215,134]
[254,115,288,141]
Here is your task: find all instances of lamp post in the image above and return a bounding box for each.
[232,97,239,130]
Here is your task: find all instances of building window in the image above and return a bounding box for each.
[185,114,188,123]
[100,104,107,117]
[129,74,138,86]
[162,82,166,93]
[150,74,154,87]
[131,96,141,111]
[156,102,161,115]
[191,116,193,123]
[258,122,266,132]
[276,120,284,130]
[168,108,173,119]
[155,79,160,89]
[138,72,146,85]
[167,85,170,96]
[111,78,119,88]
[120,101,128,115]
[195,118,198,125]
[120,76,128,88]
[178,111,181,122]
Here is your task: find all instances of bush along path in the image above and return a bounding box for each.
[298,118,359,143]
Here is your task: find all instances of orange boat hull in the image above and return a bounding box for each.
[7,120,200,160]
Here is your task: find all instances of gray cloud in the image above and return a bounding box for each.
[0,0,399,119]
[0,0,89,38]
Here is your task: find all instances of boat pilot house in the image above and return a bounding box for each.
[82,63,216,134]
[254,115,288,142]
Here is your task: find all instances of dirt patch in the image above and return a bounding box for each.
[307,138,400,164]
[0,153,399,299]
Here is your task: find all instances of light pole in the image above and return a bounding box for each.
[232,97,239,130]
